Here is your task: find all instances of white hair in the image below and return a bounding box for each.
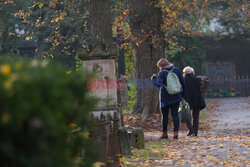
[183,66,195,75]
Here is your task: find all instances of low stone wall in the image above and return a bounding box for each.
[91,110,121,167]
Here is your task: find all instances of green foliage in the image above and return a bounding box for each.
[124,43,135,77]
[208,0,249,35]
[166,36,206,73]
[19,1,90,59]
[127,83,136,114]
[0,58,98,167]
[0,0,35,54]
[75,55,83,71]
[0,1,20,54]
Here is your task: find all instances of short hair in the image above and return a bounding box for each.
[183,66,195,75]
[157,58,170,68]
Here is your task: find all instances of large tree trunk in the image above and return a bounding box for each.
[128,0,165,121]
[90,0,113,47]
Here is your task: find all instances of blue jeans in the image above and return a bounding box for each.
[161,102,180,132]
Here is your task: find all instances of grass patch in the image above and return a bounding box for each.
[199,109,211,123]
[199,98,215,128]
[122,140,169,167]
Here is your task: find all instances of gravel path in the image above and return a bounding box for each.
[141,97,250,166]
[211,97,250,134]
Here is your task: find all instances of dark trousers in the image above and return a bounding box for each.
[161,102,180,132]
[192,108,200,135]
[186,120,193,131]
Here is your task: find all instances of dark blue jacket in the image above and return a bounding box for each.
[151,65,186,108]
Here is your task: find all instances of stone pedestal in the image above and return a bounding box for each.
[130,128,145,149]
[81,54,122,166]
[118,127,131,156]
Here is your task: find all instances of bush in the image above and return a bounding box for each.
[0,58,98,167]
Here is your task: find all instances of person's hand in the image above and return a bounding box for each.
[151,73,158,80]
[152,74,158,77]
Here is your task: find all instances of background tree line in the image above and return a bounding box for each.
[0,0,248,119]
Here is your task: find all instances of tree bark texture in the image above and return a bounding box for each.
[90,0,113,47]
[128,0,165,121]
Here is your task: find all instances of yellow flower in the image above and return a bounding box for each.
[1,64,11,76]
[1,112,10,124]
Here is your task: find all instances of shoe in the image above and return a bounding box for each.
[187,129,194,136]
[173,131,178,139]
[160,131,168,139]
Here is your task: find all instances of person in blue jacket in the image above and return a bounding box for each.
[151,58,186,139]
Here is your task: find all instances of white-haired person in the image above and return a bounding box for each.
[183,66,206,136]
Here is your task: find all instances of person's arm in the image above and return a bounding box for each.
[151,71,164,88]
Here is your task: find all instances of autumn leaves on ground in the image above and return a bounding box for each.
[122,97,250,166]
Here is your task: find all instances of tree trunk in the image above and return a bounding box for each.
[90,0,113,47]
[128,0,165,121]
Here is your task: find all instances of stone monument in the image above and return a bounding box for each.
[79,41,121,167]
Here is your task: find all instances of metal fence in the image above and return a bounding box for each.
[205,76,250,98]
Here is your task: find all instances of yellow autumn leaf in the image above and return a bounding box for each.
[239,144,245,148]
[169,152,175,156]
[39,3,43,8]
[25,36,32,40]
[222,160,227,165]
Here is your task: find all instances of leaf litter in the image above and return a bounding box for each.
[122,97,250,166]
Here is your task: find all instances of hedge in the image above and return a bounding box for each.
[0,58,98,167]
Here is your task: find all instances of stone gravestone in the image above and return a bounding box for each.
[79,44,121,167]
[82,58,118,109]
[118,127,131,156]
[130,128,145,149]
